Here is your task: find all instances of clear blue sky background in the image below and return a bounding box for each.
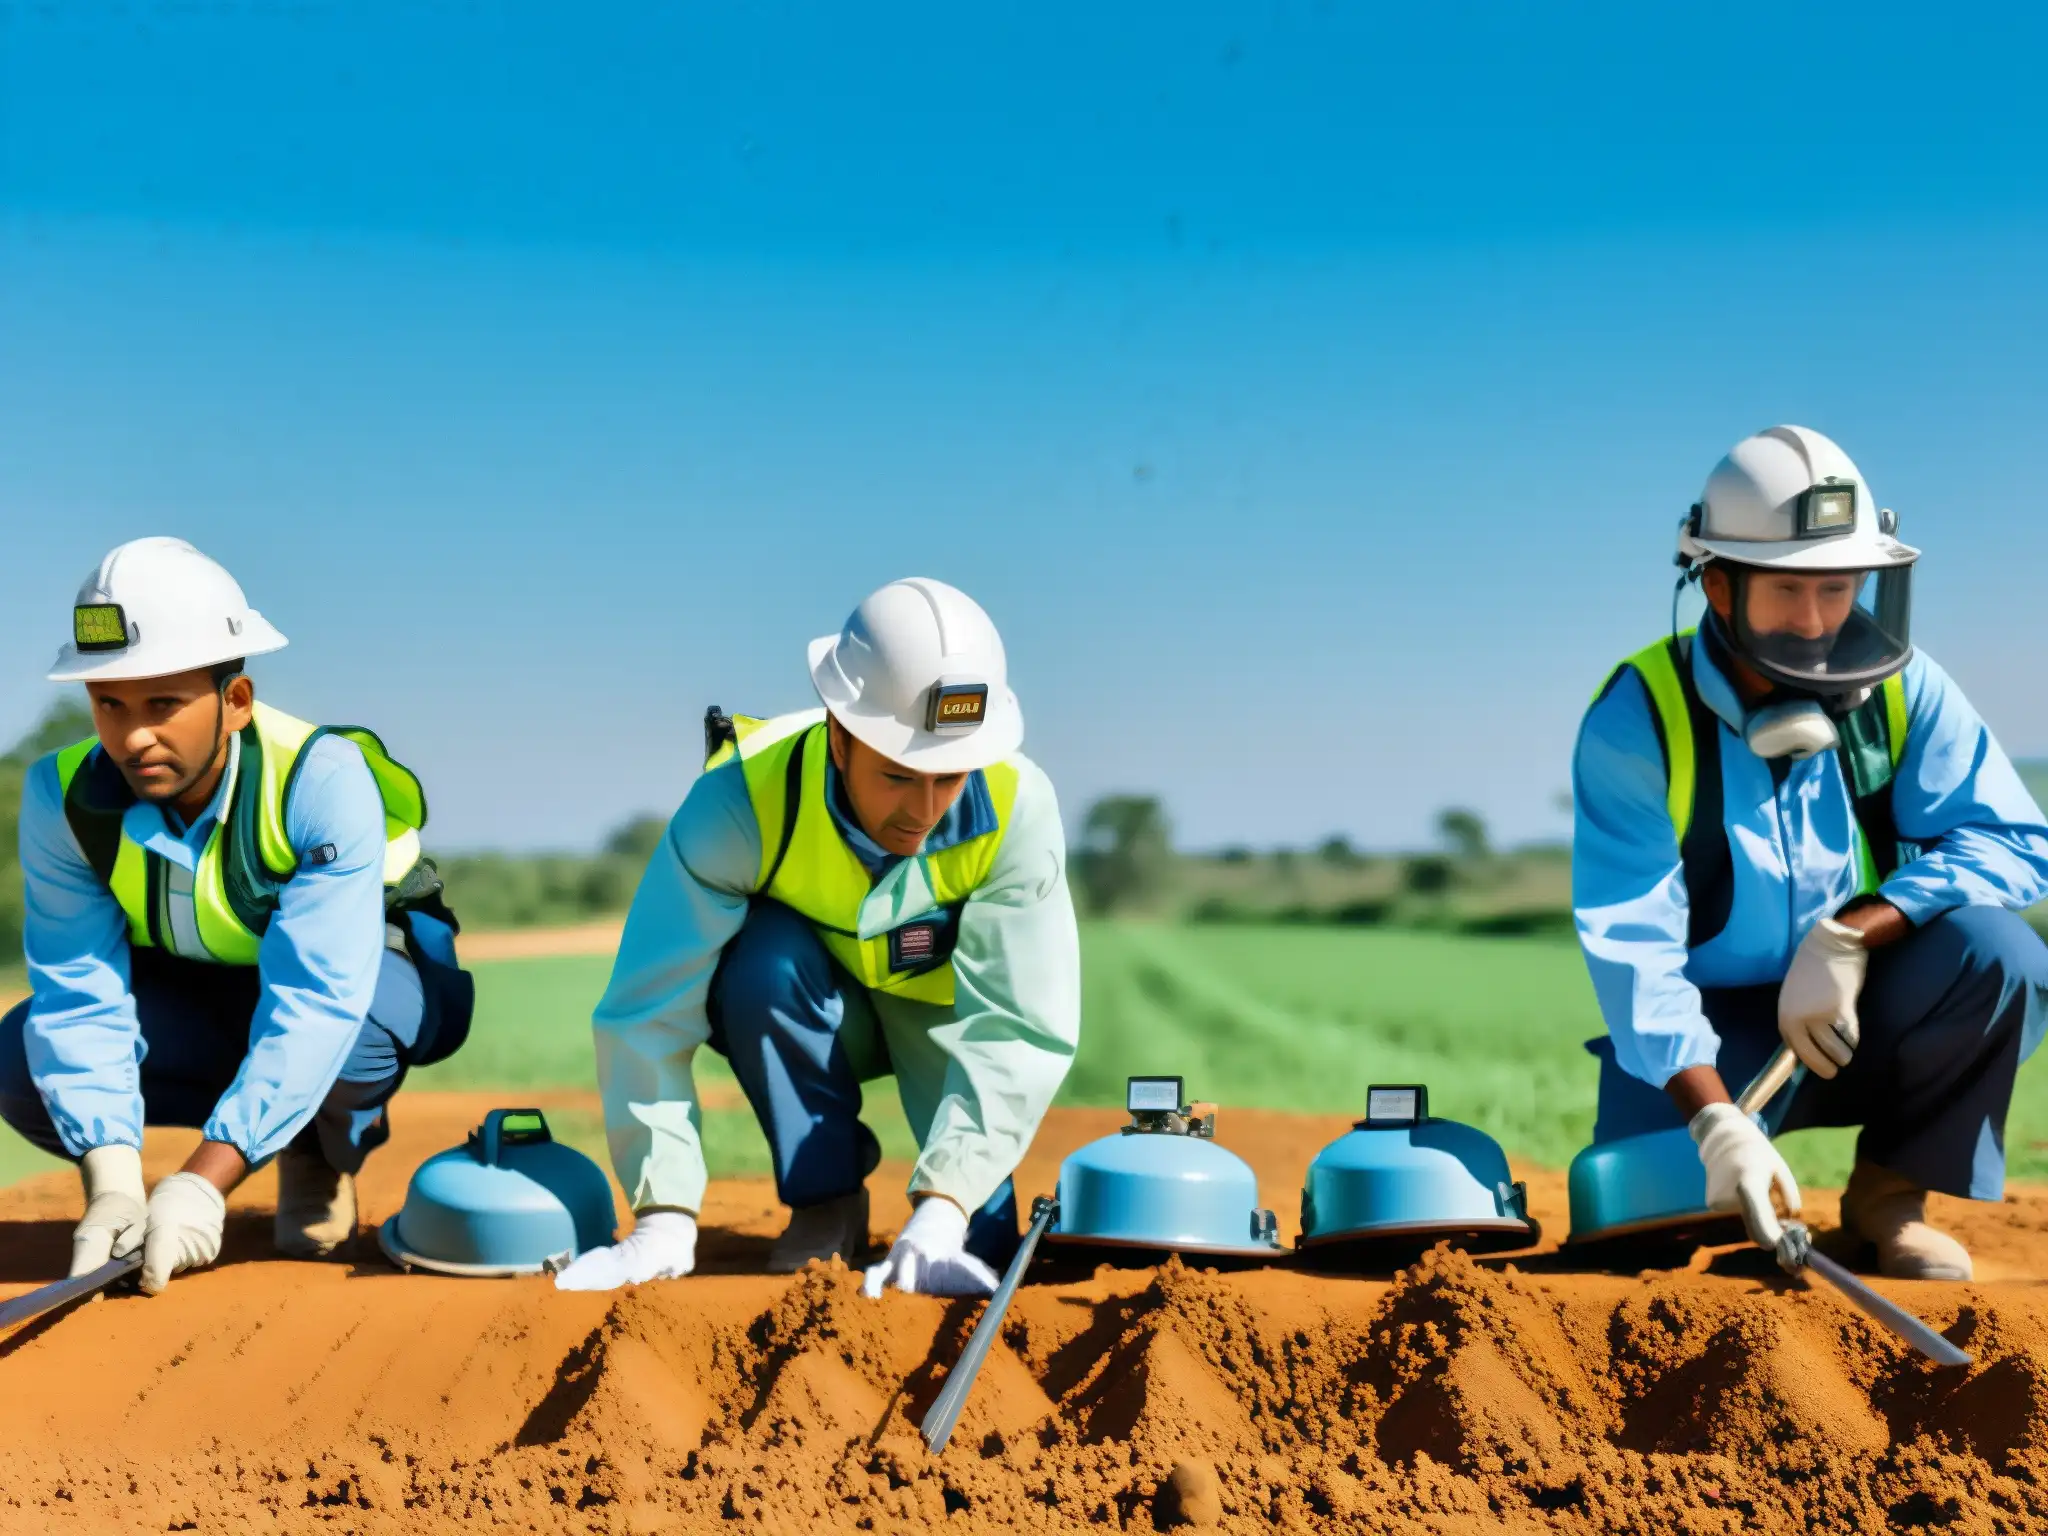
[2,3,2043,852]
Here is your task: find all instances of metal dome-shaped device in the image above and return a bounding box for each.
[378,1108,618,1278]
[1297,1084,1537,1267]
[1041,1077,1284,1262]
[1563,1049,1797,1256]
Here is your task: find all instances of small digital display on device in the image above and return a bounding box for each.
[1126,1076,1183,1113]
[1366,1086,1425,1124]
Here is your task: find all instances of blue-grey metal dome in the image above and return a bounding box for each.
[1300,1117,1535,1251]
[1043,1083,1282,1258]
[378,1108,617,1278]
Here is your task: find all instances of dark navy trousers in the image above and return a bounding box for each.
[1591,905,2048,1200]
[0,933,433,1176]
[707,899,1021,1271]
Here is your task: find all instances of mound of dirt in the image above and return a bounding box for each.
[8,1093,2048,1532]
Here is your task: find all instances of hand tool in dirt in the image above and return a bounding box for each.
[1565,1045,1800,1248]
[1298,1083,1539,1268]
[1038,1077,1283,1263]
[379,1108,618,1277]
[920,1194,1059,1456]
[0,1253,143,1333]
[1773,1222,1971,1368]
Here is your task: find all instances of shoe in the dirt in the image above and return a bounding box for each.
[1839,1160,1973,1281]
[769,1188,870,1273]
[275,1148,359,1260]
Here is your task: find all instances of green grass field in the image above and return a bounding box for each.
[7,922,2048,1194]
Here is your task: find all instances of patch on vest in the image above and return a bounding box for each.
[888,920,941,972]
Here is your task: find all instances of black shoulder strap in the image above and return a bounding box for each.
[704,705,737,766]
[758,727,809,893]
[61,748,131,888]
[1835,691,1902,882]
[1669,635,1735,952]
[218,722,288,938]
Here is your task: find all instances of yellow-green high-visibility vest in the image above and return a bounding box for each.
[51,701,433,967]
[1597,630,1909,949]
[703,707,1020,1006]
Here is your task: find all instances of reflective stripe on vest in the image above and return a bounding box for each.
[1597,632,1908,948]
[720,708,1020,1006]
[51,701,429,967]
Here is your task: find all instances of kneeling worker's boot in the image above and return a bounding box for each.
[769,1188,870,1274]
[275,1146,359,1260]
[1840,1161,1973,1281]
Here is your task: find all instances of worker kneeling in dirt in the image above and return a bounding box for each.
[1574,426,2048,1280]
[0,539,473,1294]
[556,578,1079,1297]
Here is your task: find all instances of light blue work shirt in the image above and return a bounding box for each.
[18,730,392,1163]
[1573,641,2048,1090]
[591,723,1080,1217]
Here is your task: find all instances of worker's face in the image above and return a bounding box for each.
[1704,567,1864,642]
[88,670,253,804]
[828,720,970,856]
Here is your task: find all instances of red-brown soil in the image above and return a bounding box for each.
[1,1092,2043,1534]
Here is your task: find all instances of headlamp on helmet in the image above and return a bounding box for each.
[1797,478,1858,537]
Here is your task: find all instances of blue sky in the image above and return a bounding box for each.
[3,3,2044,852]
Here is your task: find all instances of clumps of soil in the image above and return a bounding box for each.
[13,1245,2048,1532]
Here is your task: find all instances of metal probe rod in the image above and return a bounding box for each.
[0,1253,143,1333]
[1736,1045,1799,1117]
[921,1196,1058,1455]
[1776,1224,1970,1368]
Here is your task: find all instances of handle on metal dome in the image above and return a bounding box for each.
[480,1108,552,1166]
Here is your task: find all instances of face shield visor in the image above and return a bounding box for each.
[1715,559,1914,697]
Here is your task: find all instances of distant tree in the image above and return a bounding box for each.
[1216,845,1253,865]
[1317,834,1360,867]
[602,814,669,865]
[1435,807,1491,864]
[4,700,93,765]
[1073,795,1175,915]
[1,700,99,961]
[1402,855,1456,896]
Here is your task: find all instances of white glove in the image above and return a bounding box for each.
[1778,916,1869,1079]
[551,1211,697,1291]
[1691,1102,1802,1250]
[72,1145,148,1278]
[862,1197,999,1299]
[140,1172,227,1295]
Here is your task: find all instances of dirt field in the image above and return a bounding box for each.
[3,1093,2046,1534]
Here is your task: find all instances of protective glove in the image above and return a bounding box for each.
[862,1197,999,1299]
[140,1172,227,1295]
[551,1211,697,1291]
[1690,1102,1802,1250]
[1778,916,1869,1079]
[71,1144,148,1278]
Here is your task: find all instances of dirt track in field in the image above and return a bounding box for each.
[3,1091,2048,1533]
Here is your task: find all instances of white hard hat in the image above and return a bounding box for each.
[48,537,289,684]
[1678,424,1918,572]
[808,578,1024,773]
[1678,427,1919,695]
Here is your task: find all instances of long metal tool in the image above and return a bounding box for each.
[1736,1044,1799,1117]
[1735,1048,1968,1366]
[0,1254,142,1333]
[1776,1223,1970,1367]
[920,1195,1058,1455]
